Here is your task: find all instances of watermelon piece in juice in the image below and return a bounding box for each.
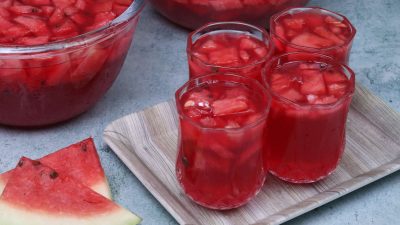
[264,59,355,183]
[0,138,111,199]
[188,24,272,83]
[270,7,356,64]
[0,157,141,225]
[176,74,269,209]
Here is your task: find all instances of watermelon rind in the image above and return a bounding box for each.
[0,201,141,225]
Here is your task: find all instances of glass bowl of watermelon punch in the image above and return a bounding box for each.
[0,0,145,127]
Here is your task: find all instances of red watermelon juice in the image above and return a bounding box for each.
[270,7,356,64]
[175,73,271,209]
[262,52,355,183]
[0,0,141,126]
[187,22,273,83]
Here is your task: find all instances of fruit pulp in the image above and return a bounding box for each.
[149,0,309,29]
[264,61,354,183]
[271,7,356,64]
[189,31,271,83]
[0,0,139,126]
[176,75,269,209]
[0,0,133,45]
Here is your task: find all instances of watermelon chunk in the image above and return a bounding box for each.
[208,47,240,66]
[0,138,111,199]
[300,72,327,95]
[0,157,141,225]
[212,97,249,116]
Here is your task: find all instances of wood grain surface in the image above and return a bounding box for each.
[103,85,400,225]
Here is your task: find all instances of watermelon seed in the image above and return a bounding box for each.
[18,160,24,167]
[211,67,219,73]
[81,143,87,151]
[319,63,328,70]
[50,171,58,179]
[32,160,41,166]
[182,156,189,167]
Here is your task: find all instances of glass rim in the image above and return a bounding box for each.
[262,52,355,108]
[270,7,357,52]
[187,21,275,70]
[0,0,146,55]
[175,73,271,131]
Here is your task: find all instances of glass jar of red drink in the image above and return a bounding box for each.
[270,7,356,64]
[187,22,274,83]
[175,73,271,209]
[0,0,145,127]
[262,52,355,183]
[149,0,309,30]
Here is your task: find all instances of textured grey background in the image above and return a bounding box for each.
[0,0,399,224]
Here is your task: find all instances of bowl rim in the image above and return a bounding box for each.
[0,0,146,55]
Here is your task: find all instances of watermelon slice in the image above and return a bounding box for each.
[0,138,111,199]
[0,157,141,225]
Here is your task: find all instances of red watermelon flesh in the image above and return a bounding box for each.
[0,138,111,199]
[0,0,134,45]
[0,157,141,224]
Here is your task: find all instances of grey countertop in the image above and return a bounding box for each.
[0,0,399,224]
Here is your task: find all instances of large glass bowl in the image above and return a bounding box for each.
[0,0,145,127]
[148,0,309,30]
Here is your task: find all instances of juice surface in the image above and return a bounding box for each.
[271,8,355,64]
[189,32,271,82]
[176,79,267,209]
[264,61,353,183]
[0,0,133,45]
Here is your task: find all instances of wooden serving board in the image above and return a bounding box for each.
[103,85,400,225]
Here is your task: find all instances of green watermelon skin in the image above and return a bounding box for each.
[0,138,112,199]
[0,157,141,225]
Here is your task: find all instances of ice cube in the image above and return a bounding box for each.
[306,94,318,104]
[184,100,195,108]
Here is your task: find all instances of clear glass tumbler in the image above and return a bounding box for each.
[262,52,355,183]
[175,73,271,209]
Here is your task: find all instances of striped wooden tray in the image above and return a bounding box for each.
[103,85,400,225]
